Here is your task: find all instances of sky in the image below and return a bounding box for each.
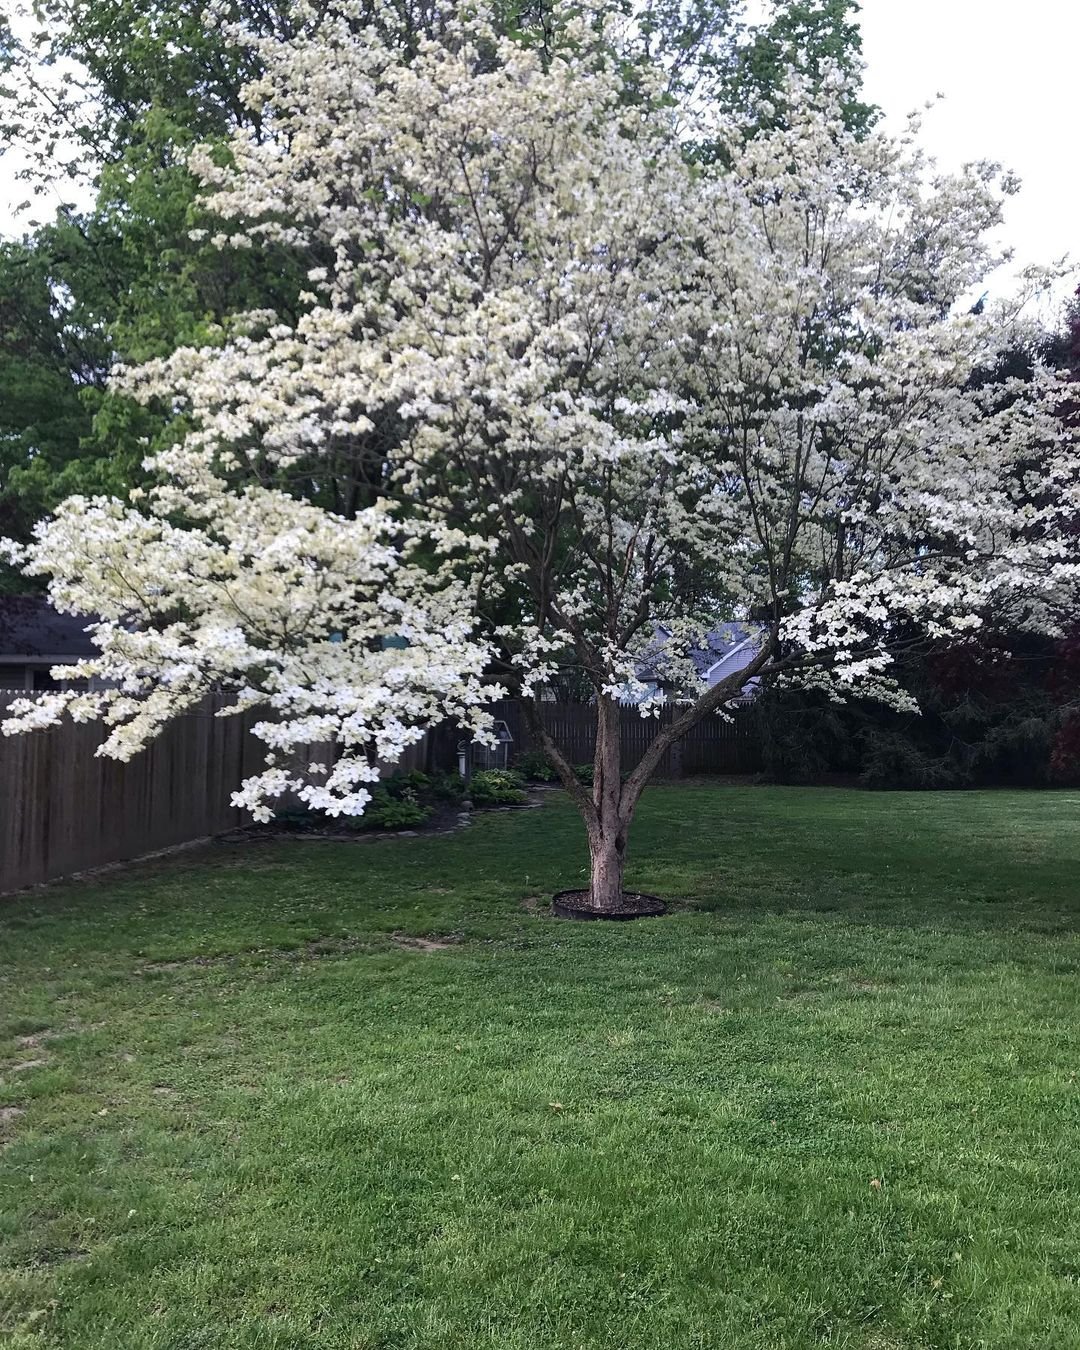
[856,0,1079,314]
[0,1,1077,315]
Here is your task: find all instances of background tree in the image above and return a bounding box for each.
[4,5,1075,913]
[0,232,110,571]
[725,0,875,137]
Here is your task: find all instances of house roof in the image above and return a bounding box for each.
[638,621,763,683]
[0,596,99,661]
[686,622,762,678]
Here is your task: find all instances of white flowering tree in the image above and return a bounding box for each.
[5,2,1077,912]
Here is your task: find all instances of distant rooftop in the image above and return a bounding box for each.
[639,621,763,682]
[683,622,762,677]
[0,596,99,660]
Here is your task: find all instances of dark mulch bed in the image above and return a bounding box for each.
[216,793,546,846]
[217,799,470,844]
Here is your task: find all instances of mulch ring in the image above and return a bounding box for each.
[551,889,668,921]
[521,890,675,920]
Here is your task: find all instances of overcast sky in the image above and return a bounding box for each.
[1,1,1077,315]
[857,0,1078,314]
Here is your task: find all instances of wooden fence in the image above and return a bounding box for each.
[0,694,270,895]
[485,699,763,777]
[0,693,758,896]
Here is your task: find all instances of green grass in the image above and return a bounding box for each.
[2,785,1080,1349]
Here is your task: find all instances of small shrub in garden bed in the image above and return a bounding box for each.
[514,751,559,783]
[469,769,528,805]
[573,763,594,785]
[271,768,463,832]
[365,787,432,829]
[380,770,431,797]
[269,765,523,831]
[270,808,326,833]
[428,770,468,802]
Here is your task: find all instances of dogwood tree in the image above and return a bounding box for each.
[5,2,1077,911]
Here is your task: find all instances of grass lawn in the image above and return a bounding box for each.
[2,785,1080,1349]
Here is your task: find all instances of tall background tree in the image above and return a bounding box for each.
[726,0,874,136]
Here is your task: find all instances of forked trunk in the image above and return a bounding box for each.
[530,649,775,917]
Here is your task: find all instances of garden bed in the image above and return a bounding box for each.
[218,768,544,845]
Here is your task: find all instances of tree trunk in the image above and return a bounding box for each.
[527,648,779,915]
[587,822,628,910]
[587,695,628,910]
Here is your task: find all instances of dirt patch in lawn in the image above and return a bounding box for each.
[294,935,373,959]
[138,930,469,971]
[140,954,225,973]
[778,988,822,1005]
[7,1057,49,1073]
[389,931,464,953]
[13,1247,90,1270]
[140,934,373,971]
[14,1030,55,1050]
